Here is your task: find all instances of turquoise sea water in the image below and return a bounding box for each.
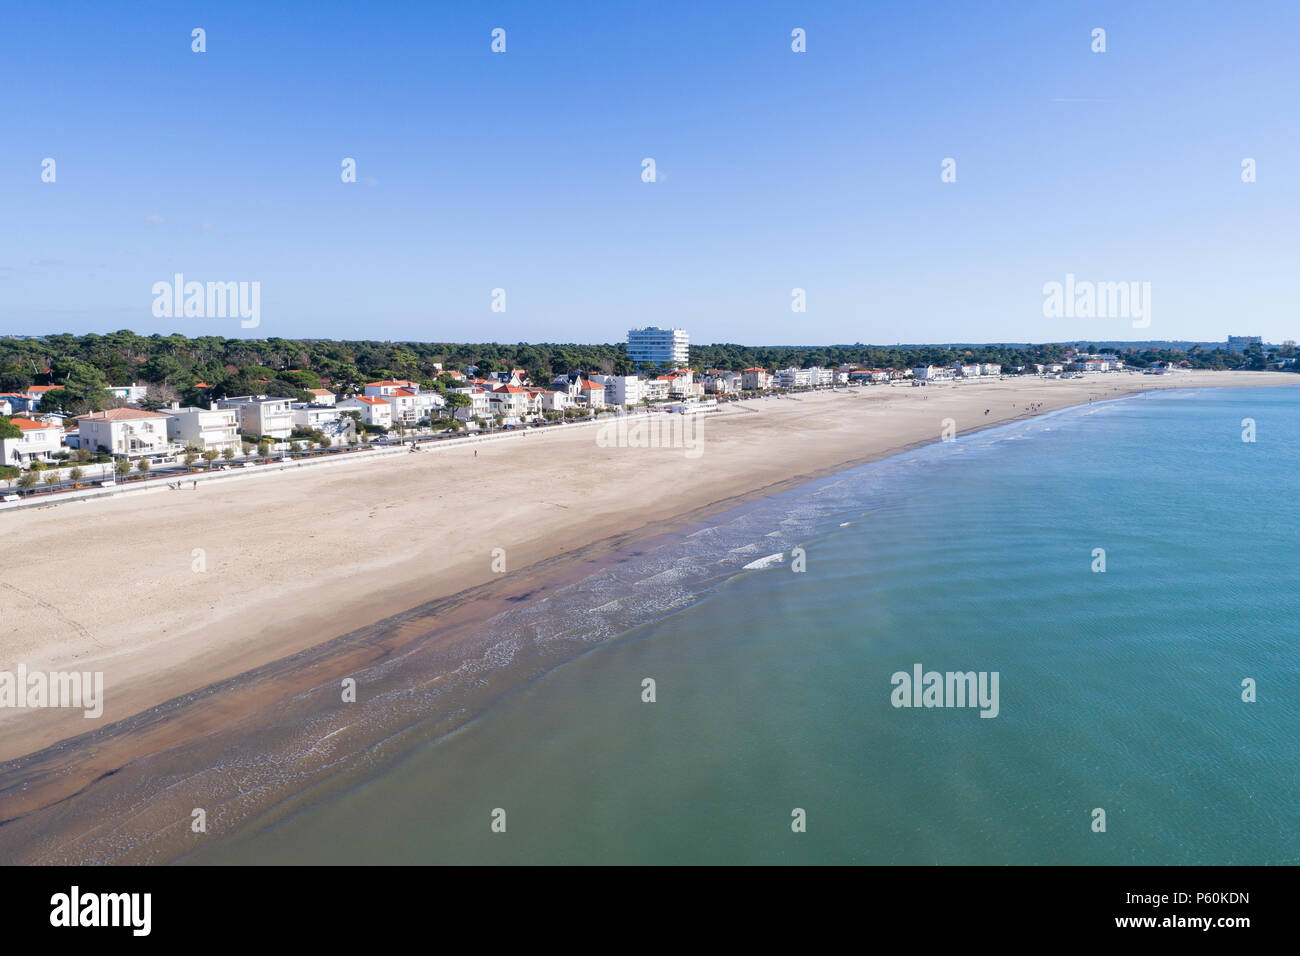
[191,387,1300,864]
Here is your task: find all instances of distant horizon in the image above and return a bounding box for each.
[0,330,1280,351]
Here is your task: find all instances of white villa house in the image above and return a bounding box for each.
[75,408,173,457]
[452,388,492,422]
[742,368,774,390]
[337,395,394,428]
[1,417,65,465]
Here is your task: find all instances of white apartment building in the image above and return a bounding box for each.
[912,366,956,381]
[305,388,336,405]
[776,368,813,388]
[165,405,241,454]
[291,404,344,432]
[642,379,670,401]
[0,417,64,465]
[627,327,689,366]
[591,374,643,407]
[216,395,295,439]
[742,368,774,390]
[75,408,173,457]
[980,363,1002,376]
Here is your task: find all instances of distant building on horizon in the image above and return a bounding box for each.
[1227,335,1262,354]
[627,327,689,366]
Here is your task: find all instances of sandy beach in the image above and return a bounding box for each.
[0,371,1295,861]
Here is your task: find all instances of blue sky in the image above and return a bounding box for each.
[2,1,1296,345]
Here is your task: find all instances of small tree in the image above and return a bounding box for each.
[184,450,199,467]
[114,457,132,478]
[257,440,270,457]
[69,466,84,484]
[43,471,60,489]
[0,464,18,492]
[221,447,235,461]
[319,436,331,449]
[137,458,151,474]
[17,472,38,491]
[202,449,219,468]
[28,460,46,473]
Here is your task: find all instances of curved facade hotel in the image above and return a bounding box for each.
[627,326,689,366]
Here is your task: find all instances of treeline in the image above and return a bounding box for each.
[0,332,1283,415]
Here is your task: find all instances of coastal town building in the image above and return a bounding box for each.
[215,396,295,439]
[591,374,643,406]
[742,368,774,390]
[0,417,65,465]
[337,395,393,427]
[627,327,690,366]
[165,405,241,454]
[75,408,172,457]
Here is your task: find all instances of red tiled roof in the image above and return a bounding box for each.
[11,417,57,431]
[75,408,169,421]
